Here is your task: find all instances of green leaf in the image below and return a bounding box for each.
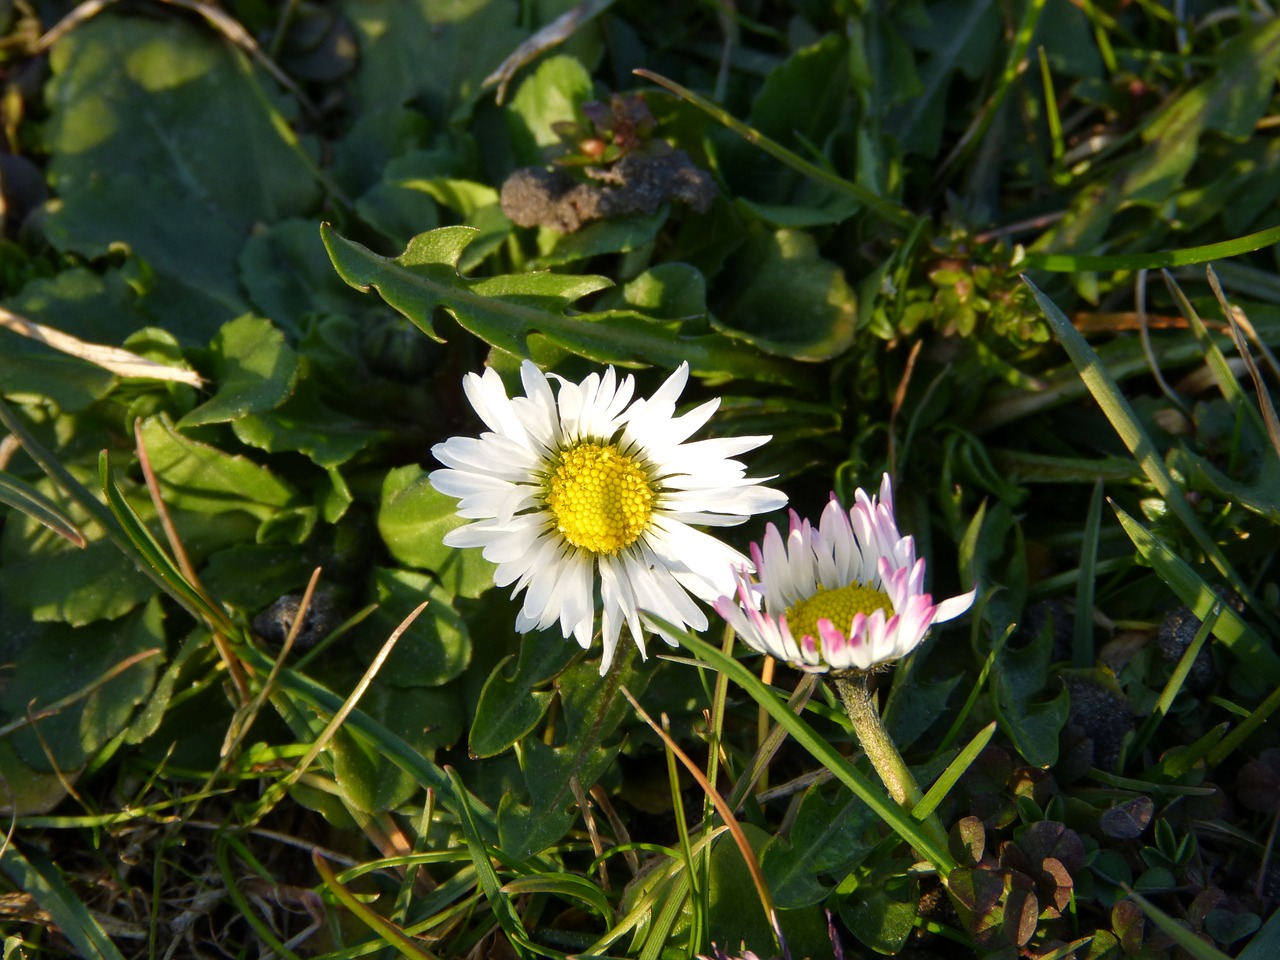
[507,55,593,167]
[496,654,641,860]
[882,670,963,750]
[533,210,668,268]
[840,866,918,955]
[332,684,463,813]
[364,568,472,687]
[0,268,151,411]
[341,0,525,124]
[470,631,580,758]
[179,315,299,428]
[138,414,299,522]
[990,607,1070,768]
[232,372,381,469]
[761,779,879,908]
[0,740,67,816]
[0,538,156,626]
[615,263,707,320]
[378,464,497,600]
[497,737,616,861]
[323,222,809,385]
[707,826,832,960]
[238,218,367,334]
[43,14,320,341]
[1238,906,1280,960]
[712,228,858,360]
[888,0,1001,157]
[0,599,164,772]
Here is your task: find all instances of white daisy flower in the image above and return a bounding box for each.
[429,360,787,673]
[714,474,975,674]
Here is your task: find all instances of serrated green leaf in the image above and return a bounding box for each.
[322,223,809,384]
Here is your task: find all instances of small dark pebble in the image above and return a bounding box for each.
[1155,592,1240,693]
[1013,599,1074,663]
[1064,676,1133,773]
[252,591,341,651]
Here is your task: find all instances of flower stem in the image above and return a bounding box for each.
[834,673,949,851]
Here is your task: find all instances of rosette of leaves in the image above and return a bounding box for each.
[547,93,661,168]
[895,227,1044,343]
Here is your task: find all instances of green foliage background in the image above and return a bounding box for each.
[2,0,1280,957]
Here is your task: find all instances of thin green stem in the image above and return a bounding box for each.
[834,673,949,852]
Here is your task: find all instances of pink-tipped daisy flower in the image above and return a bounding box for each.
[713,474,975,673]
[430,360,787,673]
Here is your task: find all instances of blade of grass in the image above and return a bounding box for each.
[444,767,533,956]
[654,617,956,876]
[312,848,437,960]
[624,688,784,957]
[501,874,612,925]
[633,68,915,230]
[1025,276,1273,631]
[1111,503,1280,683]
[1162,270,1265,433]
[1120,887,1234,960]
[0,469,85,546]
[98,452,235,635]
[915,721,997,820]
[1129,602,1222,758]
[1020,221,1280,271]
[1206,681,1280,768]
[236,644,501,841]
[0,844,126,960]
[1074,478,1106,668]
[937,0,1047,176]
[216,836,306,960]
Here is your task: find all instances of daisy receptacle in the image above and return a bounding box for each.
[714,475,975,840]
[430,360,787,673]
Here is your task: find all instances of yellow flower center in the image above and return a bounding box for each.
[785,582,893,642]
[547,442,655,555]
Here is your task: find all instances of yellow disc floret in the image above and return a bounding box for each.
[547,442,655,555]
[785,582,894,643]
